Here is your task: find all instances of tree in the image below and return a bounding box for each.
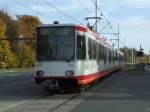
[15,44,35,68]
[17,15,41,45]
[17,15,41,48]
[120,47,137,64]
[0,18,6,37]
[0,10,18,41]
[0,19,16,68]
[0,10,42,68]
[16,15,41,67]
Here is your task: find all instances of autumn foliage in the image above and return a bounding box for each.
[0,10,41,68]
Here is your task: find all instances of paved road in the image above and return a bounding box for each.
[71,71,150,112]
[0,71,150,112]
[0,72,78,112]
[0,72,43,112]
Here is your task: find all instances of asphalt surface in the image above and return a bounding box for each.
[0,70,150,112]
[71,71,150,112]
[0,72,78,112]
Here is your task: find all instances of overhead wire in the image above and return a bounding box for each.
[13,0,50,19]
[90,0,116,34]
[90,0,110,24]
[90,0,119,48]
[14,0,81,23]
[43,0,81,23]
[98,22,110,33]
[14,0,113,29]
[76,0,91,14]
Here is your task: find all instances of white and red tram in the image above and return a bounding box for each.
[35,23,124,92]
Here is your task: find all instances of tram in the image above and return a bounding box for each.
[34,22,124,92]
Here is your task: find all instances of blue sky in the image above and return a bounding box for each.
[0,0,150,54]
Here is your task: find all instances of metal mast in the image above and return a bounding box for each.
[95,0,98,33]
[118,24,120,50]
[85,0,101,32]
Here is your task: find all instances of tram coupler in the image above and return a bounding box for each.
[43,80,60,91]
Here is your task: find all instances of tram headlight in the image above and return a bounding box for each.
[36,71,44,76]
[65,70,74,77]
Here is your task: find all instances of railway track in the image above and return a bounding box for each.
[47,75,113,112]
[48,93,80,112]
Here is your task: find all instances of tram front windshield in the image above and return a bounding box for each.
[36,26,75,61]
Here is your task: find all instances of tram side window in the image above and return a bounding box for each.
[116,52,118,61]
[100,44,103,60]
[120,55,122,62]
[93,41,97,59]
[88,38,97,59]
[98,44,101,60]
[77,35,86,60]
[113,51,115,63]
[106,48,109,62]
[119,55,121,62]
[101,45,104,60]
[109,50,111,63]
[122,55,124,62]
[111,51,113,63]
[104,47,107,64]
[88,38,92,59]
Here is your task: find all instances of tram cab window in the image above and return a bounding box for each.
[37,26,75,61]
[77,35,86,60]
[36,36,49,60]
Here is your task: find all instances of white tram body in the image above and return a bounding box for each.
[35,23,124,91]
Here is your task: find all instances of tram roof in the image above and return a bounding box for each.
[38,24,77,27]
